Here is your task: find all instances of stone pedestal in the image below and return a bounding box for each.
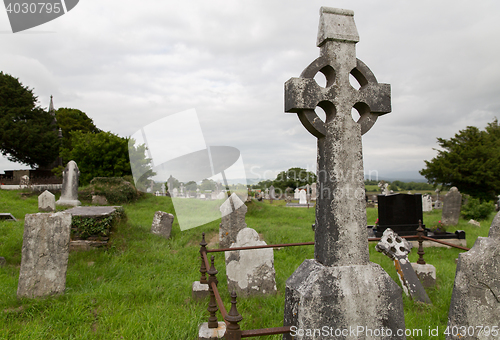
[192,281,209,300]
[198,322,225,340]
[284,260,405,340]
[411,263,436,288]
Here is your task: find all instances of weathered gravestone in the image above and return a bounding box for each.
[434,189,442,209]
[225,227,277,296]
[38,190,55,212]
[422,194,433,212]
[376,193,423,237]
[219,193,247,249]
[298,189,307,205]
[442,187,462,226]
[446,211,500,340]
[282,7,405,338]
[310,182,317,201]
[17,212,72,298]
[294,188,300,199]
[269,185,276,200]
[56,160,81,207]
[92,195,108,205]
[151,211,174,238]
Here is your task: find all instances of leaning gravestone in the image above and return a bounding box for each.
[17,212,72,298]
[151,211,174,238]
[283,7,405,338]
[442,187,462,226]
[225,227,277,296]
[219,193,247,249]
[446,211,500,340]
[56,160,81,207]
[38,190,55,212]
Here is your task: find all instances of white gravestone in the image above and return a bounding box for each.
[56,160,81,207]
[38,190,56,212]
[298,189,307,205]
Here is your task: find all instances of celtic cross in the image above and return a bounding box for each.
[285,7,391,266]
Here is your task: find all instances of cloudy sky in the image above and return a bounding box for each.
[1,0,499,183]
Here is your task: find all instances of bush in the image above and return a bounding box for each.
[79,177,139,204]
[461,197,495,221]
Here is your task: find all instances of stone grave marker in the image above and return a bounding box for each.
[38,190,56,212]
[283,7,405,337]
[298,189,307,205]
[422,194,433,212]
[376,228,431,304]
[219,193,247,249]
[151,211,174,238]
[447,211,500,339]
[225,228,277,296]
[56,160,81,207]
[294,188,299,199]
[434,189,442,209]
[269,185,276,200]
[20,175,30,187]
[264,188,269,200]
[17,212,72,298]
[442,187,462,226]
[311,182,317,201]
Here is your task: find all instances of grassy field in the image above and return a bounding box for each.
[0,189,495,339]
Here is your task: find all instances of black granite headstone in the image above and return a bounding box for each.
[375,193,424,237]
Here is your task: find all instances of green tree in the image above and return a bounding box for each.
[200,178,216,191]
[272,167,317,191]
[55,107,100,151]
[62,131,132,185]
[128,139,155,191]
[0,72,59,168]
[420,119,500,201]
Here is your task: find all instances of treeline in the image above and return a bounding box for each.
[364,179,434,191]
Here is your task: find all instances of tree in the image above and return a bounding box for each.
[0,72,59,168]
[272,167,317,191]
[55,108,100,151]
[61,131,132,185]
[128,139,155,191]
[420,119,500,201]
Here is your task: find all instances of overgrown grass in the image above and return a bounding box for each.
[0,190,495,339]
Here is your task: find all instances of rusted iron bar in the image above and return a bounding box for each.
[417,220,426,265]
[421,236,470,251]
[201,251,210,280]
[199,232,208,284]
[207,242,315,253]
[207,255,219,328]
[210,281,227,319]
[241,326,292,337]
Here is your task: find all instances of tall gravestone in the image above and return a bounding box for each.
[269,185,276,200]
[219,193,247,249]
[446,211,500,339]
[56,160,81,207]
[283,7,405,338]
[311,183,317,201]
[442,187,462,226]
[17,212,72,298]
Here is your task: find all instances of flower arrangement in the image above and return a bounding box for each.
[375,218,379,227]
[430,220,446,234]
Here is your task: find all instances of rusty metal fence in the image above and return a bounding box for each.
[196,227,469,339]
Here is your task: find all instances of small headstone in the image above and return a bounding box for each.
[155,191,160,197]
[55,160,81,207]
[216,191,226,200]
[219,193,247,249]
[269,185,276,200]
[20,175,30,187]
[38,190,56,212]
[225,228,277,296]
[411,263,437,288]
[192,281,209,300]
[442,187,462,226]
[150,211,174,238]
[468,219,480,227]
[298,189,307,205]
[161,183,166,196]
[285,196,292,204]
[91,195,108,205]
[447,211,500,338]
[264,188,269,200]
[422,194,433,212]
[311,183,317,201]
[294,188,300,199]
[17,212,72,298]
[376,228,431,304]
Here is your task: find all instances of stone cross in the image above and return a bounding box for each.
[285,7,390,267]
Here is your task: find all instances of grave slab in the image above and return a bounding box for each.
[0,213,17,221]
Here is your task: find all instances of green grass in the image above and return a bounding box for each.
[0,190,495,339]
